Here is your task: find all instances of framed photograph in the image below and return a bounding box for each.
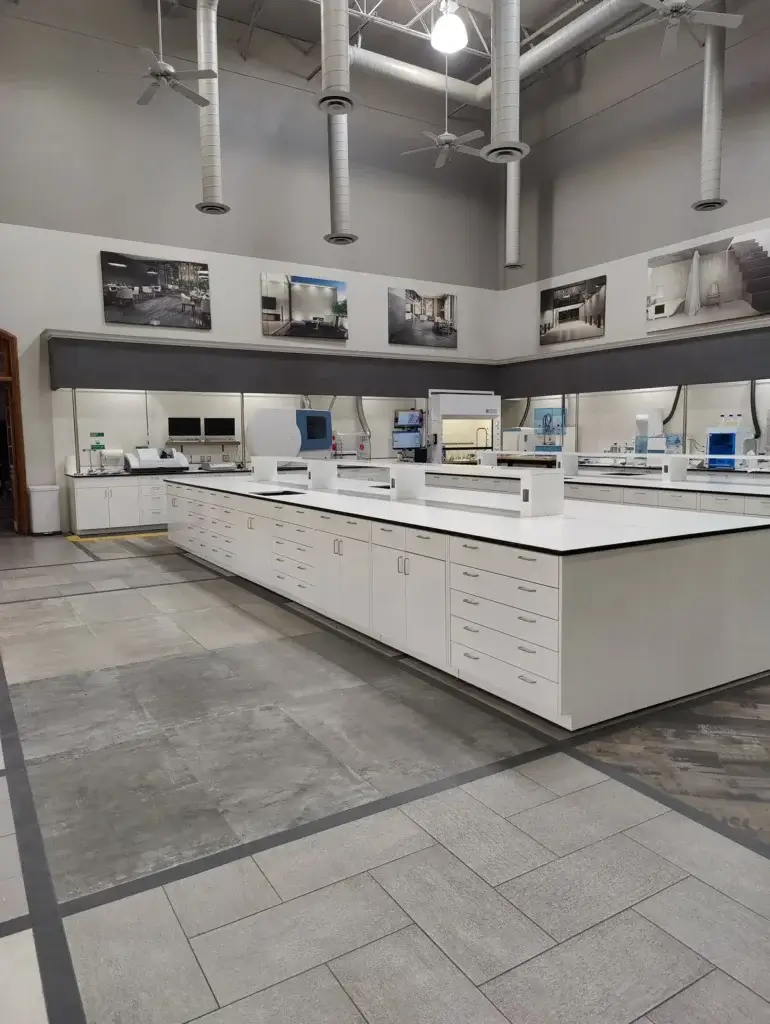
[261,273,348,341]
[388,287,458,348]
[647,234,767,334]
[540,275,606,345]
[100,251,210,330]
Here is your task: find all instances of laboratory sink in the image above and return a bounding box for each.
[249,488,303,496]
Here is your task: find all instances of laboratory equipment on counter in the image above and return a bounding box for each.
[392,429,422,451]
[246,408,333,459]
[706,427,753,470]
[395,409,424,428]
[124,447,190,473]
[533,406,564,452]
[503,427,534,452]
[427,389,501,464]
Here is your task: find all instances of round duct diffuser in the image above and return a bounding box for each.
[481,140,530,164]
[196,200,230,215]
[318,91,354,114]
[692,197,727,211]
[324,231,358,245]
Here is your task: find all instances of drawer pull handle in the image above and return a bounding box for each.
[462,625,480,634]
[415,534,430,540]
[296,528,306,534]
[275,523,285,528]
[276,557,284,563]
[462,598,479,606]
[346,520,358,525]
[462,543,479,550]
[380,527,393,533]
[277,574,286,580]
[298,583,308,589]
[518,645,537,655]
[463,571,479,578]
[397,556,404,573]
[320,515,332,520]
[517,555,536,562]
[296,510,305,515]
[275,540,284,545]
[463,652,480,661]
[518,674,537,685]
[518,615,536,624]
[518,585,536,593]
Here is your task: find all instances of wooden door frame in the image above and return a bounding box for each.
[0,330,30,534]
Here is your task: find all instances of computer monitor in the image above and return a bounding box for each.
[204,417,236,437]
[395,410,423,428]
[168,417,201,437]
[392,429,422,450]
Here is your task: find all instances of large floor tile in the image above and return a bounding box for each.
[0,584,63,603]
[511,779,667,855]
[0,573,60,591]
[198,577,259,605]
[0,873,28,923]
[0,596,80,637]
[290,629,404,682]
[462,768,556,818]
[67,588,159,623]
[373,845,553,984]
[138,581,231,613]
[403,788,555,885]
[29,734,239,900]
[255,807,434,900]
[0,930,48,1024]
[0,835,22,881]
[191,874,409,1005]
[241,600,320,637]
[93,614,202,666]
[627,811,770,919]
[517,753,608,795]
[637,877,770,1001]
[499,834,687,941]
[330,924,508,1024]
[195,966,365,1024]
[0,535,90,568]
[648,970,770,1024]
[482,910,710,1024]
[66,888,217,1024]
[168,705,378,842]
[165,858,280,937]
[1,624,113,684]
[0,778,13,836]
[172,605,284,649]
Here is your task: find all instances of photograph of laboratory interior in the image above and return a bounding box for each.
[3,1,770,1023]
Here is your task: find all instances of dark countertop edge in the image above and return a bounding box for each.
[65,470,249,479]
[571,476,770,498]
[167,479,770,557]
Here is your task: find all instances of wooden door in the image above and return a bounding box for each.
[0,330,29,533]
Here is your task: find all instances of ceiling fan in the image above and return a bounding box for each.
[401,56,485,169]
[136,0,216,107]
[607,0,743,59]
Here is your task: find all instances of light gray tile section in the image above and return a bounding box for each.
[0,930,48,1024]
[0,874,28,923]
[172,606,284,649]
[0,585,63,604]
[637,877,770,1002]
[93,614,202,666]
[0,574,59,591]
[330,925,508,1024]
[139,581,232,613]
[627,811,770,919]
[255,808,434,900]
[241,600,320,637]
[0,835,22,881]
[482,910,710,1024]
[56,582,97,596]
[499,834,687,941]
[648,970,770,1024]
[66,889,217,1024]
[89,578,131,592]
[0,596,80,637]
[165,858,280,937]
[462,768,556,818]
[403,788,555,885]
[517,753,608,795]
[191,874,409,1005]
[193,966,365,1024]
[511,779,667,856]
[372,845,553,984]
[67,589,159,623]
[1,624,113,684]
[0,779,13,837]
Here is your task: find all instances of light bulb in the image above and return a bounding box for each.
[431,2,468,54]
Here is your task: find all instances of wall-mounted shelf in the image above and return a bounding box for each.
[167,438,240,445]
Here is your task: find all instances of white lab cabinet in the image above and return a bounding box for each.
[68,477,140,533]
[371,543,447,666]
[108,483,141,528]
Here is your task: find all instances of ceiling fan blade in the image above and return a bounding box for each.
[139,46,162,71]
[607,17,659,40]
[691,11,743,28]
[660,19,680,58]
[169,79,210,107]
[435,148,450,169]
[456,145,484,157]
[420,130,439,142]
[454,128,484,145]
[173,69,218,81]
[400,146,436,156]
[137,81,161,105]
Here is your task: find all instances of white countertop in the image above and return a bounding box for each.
[169,473,770,555]
[569,471,770,497]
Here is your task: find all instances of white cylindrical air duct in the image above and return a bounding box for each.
[483,0,529,163]
[505,161,521,268]
[325,112,358,245]
[195,0,229,214]
[692,0,727,212]
[319,0,353,112]
[350,46,486,107]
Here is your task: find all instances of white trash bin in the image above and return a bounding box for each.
[29,485,61,535]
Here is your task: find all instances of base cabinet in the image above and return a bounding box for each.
[314,534,371,632]
[371,544,447,665]
[70,479,140,533]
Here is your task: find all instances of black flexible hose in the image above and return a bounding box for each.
[750,380,761,439]
[518,397,531,429]
[663,385,683,426]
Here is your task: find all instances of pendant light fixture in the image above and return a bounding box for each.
[431,0,468,55]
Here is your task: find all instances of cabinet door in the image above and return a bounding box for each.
[371,544,406,646]
[313,531,340,613]
[107,485,141,529]
[338,536,371,632]
[405,552,447,666]
[75,486,111,533]
[242,513,272,584]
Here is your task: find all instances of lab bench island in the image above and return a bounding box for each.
[165,476,770,730]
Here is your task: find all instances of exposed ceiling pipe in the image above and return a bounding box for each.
[319,0,357,244]
[692,0,727,212]
[195,0,229,214]
[483,0,528,163]
[505,161,522,268]
[355,396,372,448]
[326,112,358,244]
[349,46,487,106]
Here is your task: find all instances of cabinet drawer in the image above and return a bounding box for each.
[371,522,406,549]
[564,482,585,499]
[209,517,240,540]
[657,490,698,511]
[210,504,239,525]
[267,502,290,521]
[699,493,746,514]
[623,488,658,507]
[272,537,316,564]
[272,569,316,603]
[272,552,318,585]
[451,616,559,682]
[140,508,167,526]
[450,590,559,651]
[744,495,770,517]
[281,505,314,527]
[450,563,559,620]
[449,537,559,588]
[140,481,166,497]
[583,485,619,503]
[316,512,371,543]
[406,528,447,560]
[140,496,166,513]
[451,642,559,719]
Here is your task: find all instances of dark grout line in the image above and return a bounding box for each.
[161,887,221,1011]
[67,540,100,562]
[0,657,87,1022]
[0,912,32,939]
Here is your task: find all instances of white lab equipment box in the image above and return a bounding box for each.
[29,485,61,534]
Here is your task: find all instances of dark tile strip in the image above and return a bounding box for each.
[0,659,87,1023]
[66,540,100,561]
[58,743,554,920]
[0,913,32,939]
